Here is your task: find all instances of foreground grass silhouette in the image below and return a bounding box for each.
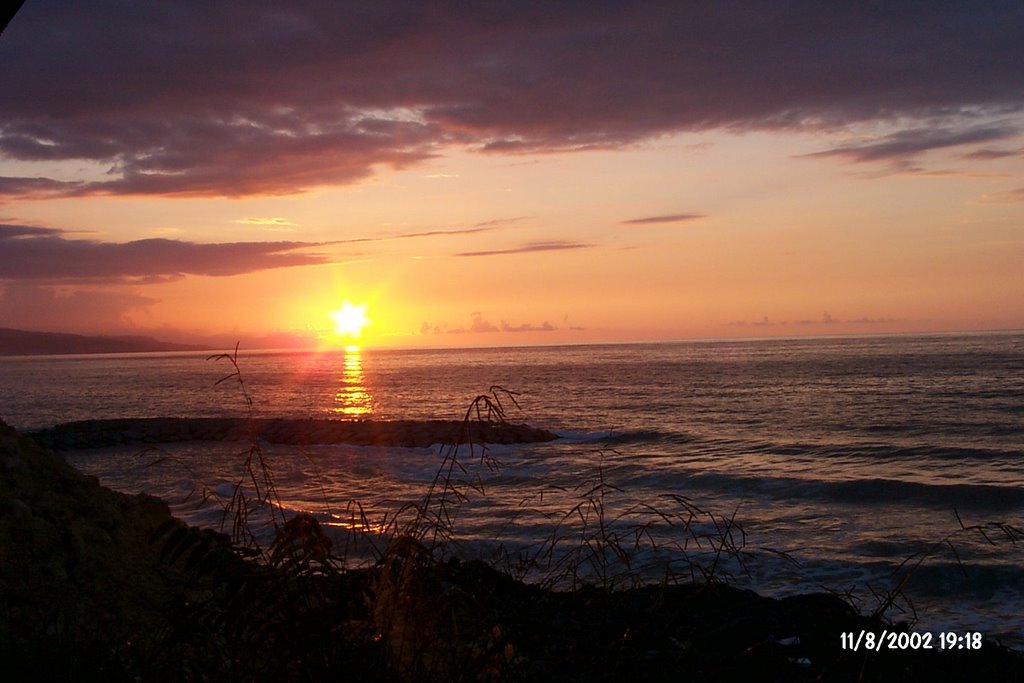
[4,412,1024,682]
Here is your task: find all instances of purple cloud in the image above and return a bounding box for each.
[0,223,63,238]
[0,176,87,198]
[1,2,1022,197]
[962,147,1024,160]
[801,125,1019,168]
[0,224,330,283]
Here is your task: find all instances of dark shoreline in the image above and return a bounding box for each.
[3,418,1023,681]
[0,327,209,356]
[27,416,560,451]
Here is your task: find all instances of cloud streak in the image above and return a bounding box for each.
[1,2,1022,197]
[331,224,507,247]
[455,241,591,257]
[800,125,1019,169]
[979,187,1024,203]
[962,147,1024,161]
[622,214,704,225]
[234,217,298,227]
[0,224,331,283]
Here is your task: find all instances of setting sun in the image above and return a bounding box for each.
[330,302,370,339]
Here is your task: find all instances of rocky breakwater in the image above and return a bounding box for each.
[28,416,560,450]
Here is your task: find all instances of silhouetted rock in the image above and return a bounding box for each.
[28,416,560,450]
[0,417,250,680]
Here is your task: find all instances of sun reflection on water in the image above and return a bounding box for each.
[332,346,374,417]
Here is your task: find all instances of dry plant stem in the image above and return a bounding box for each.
[868,509,1024,622]
[207,344,285,555]
[496,452,756,592]
[159,356,775,600]
[400,387,517,557]
[140,446,218,511]
[136,350,1024,681]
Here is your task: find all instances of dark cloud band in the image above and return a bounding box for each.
[0,224,330,283]
[1,1,1022,197]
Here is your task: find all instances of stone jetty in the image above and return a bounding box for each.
[27,417,560,450]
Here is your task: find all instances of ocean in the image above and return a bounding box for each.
[2,332,1022,647]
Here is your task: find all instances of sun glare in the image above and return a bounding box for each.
[330,302,370,339]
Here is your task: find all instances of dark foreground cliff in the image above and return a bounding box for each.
[2,418,1022,682]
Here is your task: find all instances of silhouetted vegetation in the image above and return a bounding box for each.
[2,351,1023,681]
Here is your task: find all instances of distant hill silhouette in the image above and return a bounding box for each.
[0,328,208,356]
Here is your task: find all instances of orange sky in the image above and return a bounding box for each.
[1,4,1022,348]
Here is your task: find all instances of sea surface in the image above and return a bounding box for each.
[2,333,1023,647]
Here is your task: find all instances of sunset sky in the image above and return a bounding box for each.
[1,1,1022,348]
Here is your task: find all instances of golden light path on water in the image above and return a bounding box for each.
[332,345,374,418]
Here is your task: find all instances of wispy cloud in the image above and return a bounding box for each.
[472,216,530,228]
[455,241,591,257]
[0,223,62,238]
[333,221,526,246]
[233,217,298,227]
[962,147,1024,161]
[1,2,1022,197]
[0,176,86,199]
[802,125,1019,170]
[978,187,1024,203]
[0,224,330,284]
[621,213,704,225]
